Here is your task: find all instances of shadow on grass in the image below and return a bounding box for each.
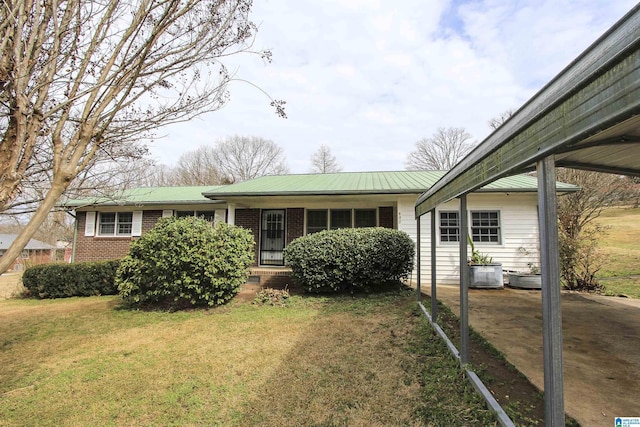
[231,284,501,426]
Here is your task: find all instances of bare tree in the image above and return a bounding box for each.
[557,169,627,239]
[488,109,515,131]
[405,127,476,171]
[310,144,342,173]
[135,163,179,187]
[556,169,628,291]
[213,136,289,182]
[0,0,284,273]
[172,146,226,185]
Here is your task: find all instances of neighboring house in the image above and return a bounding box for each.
[0,234,55,271]
[64,171,577,286]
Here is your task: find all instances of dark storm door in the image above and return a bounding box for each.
[260,210,285,266]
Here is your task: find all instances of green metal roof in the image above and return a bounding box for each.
[63,186,224,208]
[202,171,577,197]
[61,172,578,208]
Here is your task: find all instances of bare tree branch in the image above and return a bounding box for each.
[0,0,283,273]
[212,135,289,182]
[405,127,476,171]
[488,109,515,131]
[309,144,342,174]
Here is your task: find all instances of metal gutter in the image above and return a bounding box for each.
[418,302,516,427]
[66,200,225,209]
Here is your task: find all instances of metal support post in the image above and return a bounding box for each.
[459,194,469,364]
[430,209,438,322]
[537,156,565,426]
[416,216,421,302]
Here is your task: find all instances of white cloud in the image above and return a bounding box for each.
[151,0,638,174]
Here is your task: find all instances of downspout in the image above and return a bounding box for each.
[67,210,78,263]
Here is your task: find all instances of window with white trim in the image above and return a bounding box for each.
[307,210,328,234]
[439,211,460,243]
[471,211,501,243]
[98,212,133,236]
[438,210,501,244]
[306,208,377,234]
[330,209,352,229]
[354,209,377,227]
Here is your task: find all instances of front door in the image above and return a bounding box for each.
[260,210,285,266]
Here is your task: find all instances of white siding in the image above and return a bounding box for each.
[397,193,540,285]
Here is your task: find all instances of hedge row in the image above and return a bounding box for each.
[22,260,120,299]
[283,227,415,293]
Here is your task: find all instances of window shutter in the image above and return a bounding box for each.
[215,209,226,224]
[84,212,96,236]
[162,210,173,218]
[132,211,143,236]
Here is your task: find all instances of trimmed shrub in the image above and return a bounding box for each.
[253,287,290,307]
[22,260,120,299]
[283,227,415,293]
[116,217,254,308]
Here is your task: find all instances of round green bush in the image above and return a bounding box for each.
[283,227,415,293]
[116,217,254,308]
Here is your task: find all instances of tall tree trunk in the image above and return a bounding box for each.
[0,179,67,274]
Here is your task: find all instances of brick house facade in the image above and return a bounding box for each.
[66,171,556,285]
[74,210,162,262]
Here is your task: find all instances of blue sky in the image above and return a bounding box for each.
[151,0,637,174]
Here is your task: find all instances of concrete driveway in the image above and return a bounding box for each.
[428,285,640,427]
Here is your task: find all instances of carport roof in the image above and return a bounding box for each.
[415,4,640,217]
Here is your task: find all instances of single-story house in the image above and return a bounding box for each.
[64,170,577,285]
[0,234,55,271]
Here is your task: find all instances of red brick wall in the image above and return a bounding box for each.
[8,250,53,271]
[74,210,163,262]
[286,208,304,244]
[235,208,261,265]
[379,206,394,228]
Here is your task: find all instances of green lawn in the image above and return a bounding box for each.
[595,206,640,298]
[0,290,499,426]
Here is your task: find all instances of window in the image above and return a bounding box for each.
[306,209,377,234]
[98,212,133,236]
[440,211,460,242]
[471,211,501,243]
[355,209,377,227]
[439,210,501,244]
[176,210,218,222]
[307,210,327,234]
[330,209,352,229]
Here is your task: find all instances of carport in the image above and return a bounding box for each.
[414,4,640,427]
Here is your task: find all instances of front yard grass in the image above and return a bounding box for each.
[595,206,640,298]
[1,290,499,426]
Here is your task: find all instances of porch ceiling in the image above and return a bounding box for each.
[415,4,640,217]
